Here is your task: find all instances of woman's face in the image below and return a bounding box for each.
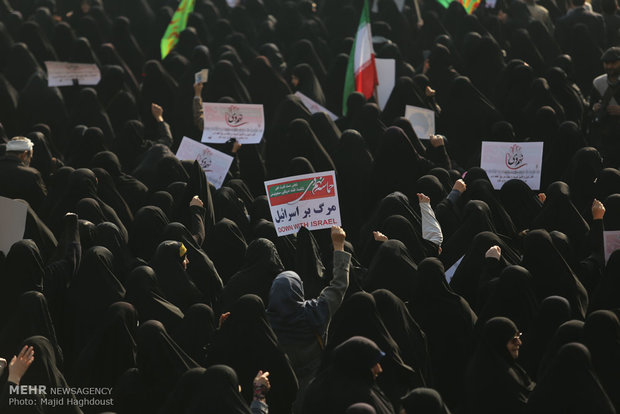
[506,332,523,359]
[371,362,383,379]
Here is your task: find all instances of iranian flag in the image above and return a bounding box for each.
[342,0,378,115]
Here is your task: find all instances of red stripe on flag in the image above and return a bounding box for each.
[355,54,378,100]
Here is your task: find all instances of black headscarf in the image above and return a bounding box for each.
[364,240,418,304]
[247,55,291,122]
[333,129,374,236]
[530,181,590,253]
[213,186,251,240]
[71,301,137,390]
[440,76,502,168]
[400,387,452,414]
[186,365,252,414]
[130,206,169,261]
[0,291,61,369]
[372,289,432,386]
[161,222,223,310]
[372,126,432,202]
[149,240,204,311]
[204,218,248,284]
[309,111,341,157]
[17,70,70,143]
[464,317,535,414]
[283,118,336,176]
[327,292,421,406]
[537,319,585,379]
[69,88,115,147]
[220,238,284,312]
[518,296,571,380]
[476,265,539,339]
[207,294,299,414]
[461,178,518,240]
[302,336,395,414]
[133,320,199,412]
[4,42,41,92]
[294,226,328,300]
[409,258,477,408]
[90,150,149,213]
[204,59,251,103]
[17,335,82,414]
[525,343,615,414]
[499,179,543,233]
[583,310,620,412]
[292,62,326,106]
[175,303,216,367]
[0,240,44,327]
[67,246,126,354]
[124,265,184,334]
[521,229,588,319]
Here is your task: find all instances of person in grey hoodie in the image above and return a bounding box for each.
[267,225,351,413]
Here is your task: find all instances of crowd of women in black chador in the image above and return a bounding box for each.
[1,0,620,412]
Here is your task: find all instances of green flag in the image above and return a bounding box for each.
[161,0,195,59]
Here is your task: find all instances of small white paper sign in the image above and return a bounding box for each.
[375,58,396,111]
[201,103,264,144]
[445,255,464,284]
[195,69,209,84]
[294,92,338,121]
[265,171,341,237]
[604,231,620,264]
[405,105,435,139]
[480,141,544,190]
[0,197,28,255]
[372,0,405,12]
[44,61,101,87]
[176,137,233,189]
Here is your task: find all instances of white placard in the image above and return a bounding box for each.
[44,61,101,87]
[604,231,620,264]
[445,255,464,284]
[201,103,264,144]
[264,171,341,237]
[176,137,233,189]
[294,92,338,121]
[0,197,27,255]
[375,58,396,111]
[405,105,435,139]
[195,69,209,84]
[480,141,544,190]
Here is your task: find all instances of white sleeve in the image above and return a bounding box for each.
[420,202,443,246]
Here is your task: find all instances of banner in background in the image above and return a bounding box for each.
[161,0,195,59]
[45,62,100,86]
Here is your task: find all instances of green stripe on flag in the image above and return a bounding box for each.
[342,36,357,116]
[161,0,195,59]
[342,0,371,116]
